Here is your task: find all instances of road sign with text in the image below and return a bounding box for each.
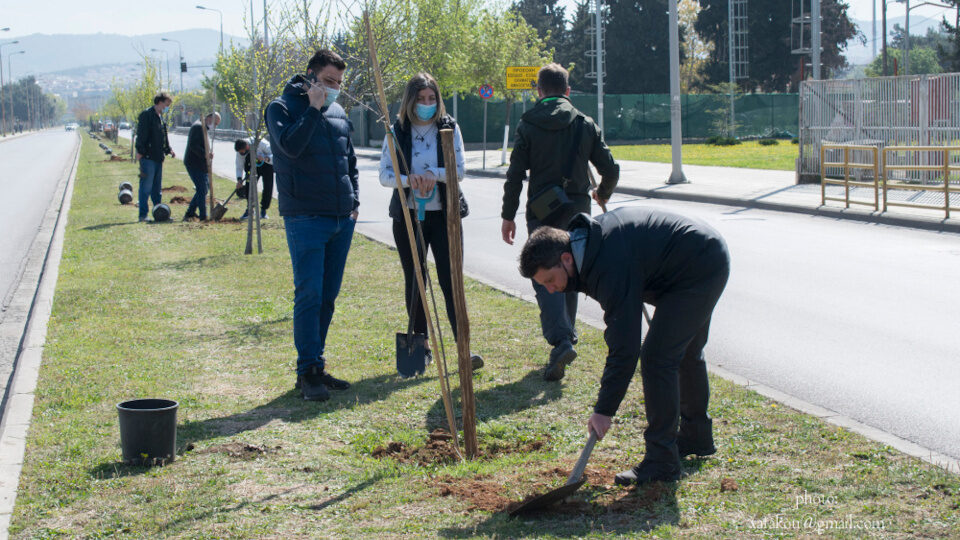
[506,66,539,90]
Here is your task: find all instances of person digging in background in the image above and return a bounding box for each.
[265,49,359,402]
[378,72,483,371]
[135,91,176,222]
[519,206,730,485]
[182,112,220,221]
[501,63,619,382]
[234,137,275,220]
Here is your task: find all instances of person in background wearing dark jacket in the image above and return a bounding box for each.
[135,92,175,222]
[379,73,483,371]
[265,50,359,402]
[519,207,730,486]
[182,112,220,221]
[502,63,619,381]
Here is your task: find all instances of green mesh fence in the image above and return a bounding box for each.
[360,93,799,146]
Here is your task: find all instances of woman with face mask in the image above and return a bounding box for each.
[379,72,483,371]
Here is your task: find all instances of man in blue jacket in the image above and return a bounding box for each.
[519,207,730,486]
[266,50,359,402]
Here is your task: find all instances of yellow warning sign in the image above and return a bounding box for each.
[506,66,540,90]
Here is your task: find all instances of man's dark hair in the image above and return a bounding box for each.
[537,63,569,97]
[234,139,249,152]
[153,91,172,105]
[519,226,571,278]
[307,49,346,73]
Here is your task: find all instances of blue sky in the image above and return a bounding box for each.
[1,0,955,39]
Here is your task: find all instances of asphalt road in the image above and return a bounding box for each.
[168,133,960,461]
[0,131,77,316]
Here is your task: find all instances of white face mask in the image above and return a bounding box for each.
[206,122,214,130]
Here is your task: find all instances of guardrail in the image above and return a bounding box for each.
[883,146,960,219]
[820,143,881,210]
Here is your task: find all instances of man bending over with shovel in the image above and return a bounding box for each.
[519,206,730,485]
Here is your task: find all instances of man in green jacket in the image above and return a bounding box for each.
[501,63,619,381]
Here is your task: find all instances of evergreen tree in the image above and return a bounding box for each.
[604,0,672,94]
[561,0,597,92]
[512,0,568,57]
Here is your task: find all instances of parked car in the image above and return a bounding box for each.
[118,121,131,130]
[64,123,78,131]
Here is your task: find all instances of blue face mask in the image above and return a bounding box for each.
[324,87,340,107]
[162,106,169,114]
[416,103,437,121]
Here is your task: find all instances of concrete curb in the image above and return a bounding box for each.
[0,133,80,539]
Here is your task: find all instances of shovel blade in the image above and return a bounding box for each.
[508,478,586,516]
[396,332,427,378]
[211,204,227,221]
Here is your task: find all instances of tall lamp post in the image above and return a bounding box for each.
[8,50,24,131]
[196,5,224,54]
[0,39,19,135]
[161,37,184,124]
[898,1,952,76]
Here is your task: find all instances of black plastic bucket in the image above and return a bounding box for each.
[118,189,133,204]
[117,398,178,465]
[152,203,171,222]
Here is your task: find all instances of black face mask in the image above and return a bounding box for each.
[560,264,580,293]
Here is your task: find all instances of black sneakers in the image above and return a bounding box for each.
[543,341,577,381]
[318,370,350,390]
[614,460,682,486]
[297,366,330,402]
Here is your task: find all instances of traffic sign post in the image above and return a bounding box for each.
[479,85,493,169]
[506,66,539,90]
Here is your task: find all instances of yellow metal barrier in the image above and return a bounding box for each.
[820,143,881,210]
[883,146,960,219]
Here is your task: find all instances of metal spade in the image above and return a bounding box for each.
[509,430,598,516]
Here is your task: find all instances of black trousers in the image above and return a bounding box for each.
[256,163,274,211]
[640,244,730,466]
[392,211,459,341]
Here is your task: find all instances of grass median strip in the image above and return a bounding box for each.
[610,141,798,171]
[9,135,959,538]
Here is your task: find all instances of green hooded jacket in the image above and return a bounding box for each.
[502,95,619,223]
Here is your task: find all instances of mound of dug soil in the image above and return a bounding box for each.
[371,430,551,466]
[161,185,188,193]
[168,196,190,204]
[199,442,279,460]
[435,466,674,517]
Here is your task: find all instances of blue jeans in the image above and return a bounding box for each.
[138,158,163,220]
[185,166,208,220]
[284,214,356,374]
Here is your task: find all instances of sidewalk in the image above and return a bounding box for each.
[355,146,960,234]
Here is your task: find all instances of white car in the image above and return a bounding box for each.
[64,123,79,131]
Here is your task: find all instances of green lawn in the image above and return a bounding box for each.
[9,135,959,538]
[610,140,798,171]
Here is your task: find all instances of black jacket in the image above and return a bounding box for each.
[265,74,359,217]
[183,121,207,171]
[569,208,729,417]
[503,96,619,222]
[135,106,172,162]
[387,115,468,220]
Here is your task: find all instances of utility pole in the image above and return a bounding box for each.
[666,0,687,184]
[883,0,888,75]
[812,0,821,79]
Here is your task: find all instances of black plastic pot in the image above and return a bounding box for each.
[152,203,171,222]
[117,398,178,465]
[119,181,133,192]
[118,189,133,204]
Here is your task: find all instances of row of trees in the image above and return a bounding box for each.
[514,0,862,94]
[1,76,63,134]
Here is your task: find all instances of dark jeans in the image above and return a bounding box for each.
[284,214,356,375]
[639,245,730,467]
[257,163,274,211]
[138,158,163,220]
[527,215,579,347]
[392,211,459,340]
[185,165,208,220]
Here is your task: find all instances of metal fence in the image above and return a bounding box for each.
[358,92,799,147]
[799,73,960,183]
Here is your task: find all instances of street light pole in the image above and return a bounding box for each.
[151,48,170,89]
[666,0,686,184]
[900,1,952,76]
[0,39,20,135]
[8,50,24,130]
[197,5,223,54]
[162,37,184,125]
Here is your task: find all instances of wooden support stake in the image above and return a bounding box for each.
[440,128,477,459]
[364,11,461,458]
[202,119,214,214]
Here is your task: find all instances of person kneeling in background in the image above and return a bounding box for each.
[234,137,274,220]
